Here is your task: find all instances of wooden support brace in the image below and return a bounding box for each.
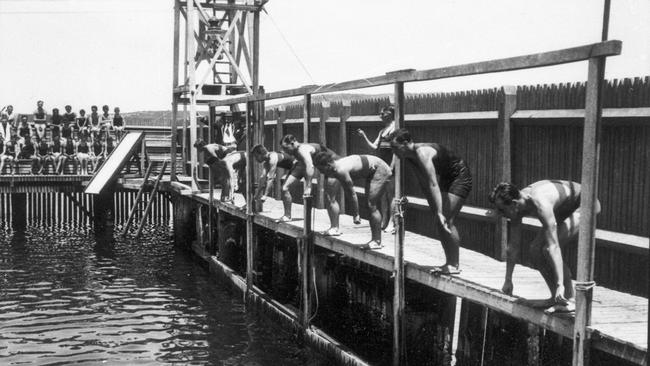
[496,85,517,261]
[392,81,406,366]
[317,101,329,209]
[274,106,285,200]
[338,101,350,215]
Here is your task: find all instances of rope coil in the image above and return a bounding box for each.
[575,281,596,291]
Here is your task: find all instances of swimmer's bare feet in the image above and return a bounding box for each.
[364,240,383,250]
[544,300,575,314]
[320,227,341,236]
[275,215,292,223]
[430,264,461,275]
[353,215,361,225]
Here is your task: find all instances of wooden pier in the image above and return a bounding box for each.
[178,187,647,365]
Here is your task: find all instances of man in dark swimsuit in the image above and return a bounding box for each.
[33,100,47,140]
[390,128,472,275]
[51,135,65,174]
[252,144,296,207]
[36,137,54,174]
[279,134,339,223]
[19,135,39,174]
[76,136,91,175]
[63,136,77,174]
[62,105,76,126]
[113,107,125,141]
[18,116,31,146]
[194,139,242,202]
[91,135,105,172]
[0,134,18,174]
[489,180,597,313]
[50,108,63,138]
[314,152,392,248]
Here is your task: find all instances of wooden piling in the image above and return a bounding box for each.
[317,101,329,209]
[338,101,350,214]
[93,188,115,232]
[274,106,286,200]
[10,193,26,229]
[392,80,406,366]
[496,86,516,260]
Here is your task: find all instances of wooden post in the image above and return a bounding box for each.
[496,85,517,260]
[245,100,255,293]
[10,193,26,229]
[338,101,350,214]
[392,81,406,366]
[317,101,329,209]
[301,194,314,329]
[573,2,610,364]
[255,87,265,212]
[208,105,216,251]
[186,0,198,189]
[300,94,314,329]
[171,0,180,181]
[274,106,285,200]
[572,57,606,366]
[93,189,115,233]
[303,94,311,142]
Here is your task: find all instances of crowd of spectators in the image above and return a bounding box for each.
[0,101,127,175]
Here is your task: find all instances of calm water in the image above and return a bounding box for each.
[0,221,326,365]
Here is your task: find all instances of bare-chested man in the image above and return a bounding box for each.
[488,180,598,313]
[251,144,296,206]
[390,128,472,275]
[194,139,245,203]
[314,152,392,249]
[279,134,338,222]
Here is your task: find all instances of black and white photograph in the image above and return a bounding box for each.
[0,1,647,365]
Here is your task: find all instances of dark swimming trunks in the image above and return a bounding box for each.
[77,142,89,154]
[421,143,472,199]
[113,115,123,127]
[20,142,35,158]
[65,141,75,155]
[275,151,295,170]
[290,143,338,178]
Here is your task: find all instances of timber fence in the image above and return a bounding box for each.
[259,76,649,297]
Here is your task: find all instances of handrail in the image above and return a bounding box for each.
[210,40,622,107]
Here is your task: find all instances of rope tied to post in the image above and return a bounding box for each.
[393,196,408,217]
[575,281,596,292]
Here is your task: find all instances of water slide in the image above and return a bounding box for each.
[85,132,145,195]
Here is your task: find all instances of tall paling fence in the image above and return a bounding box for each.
[0,191,172,228]
[260,76,650,297]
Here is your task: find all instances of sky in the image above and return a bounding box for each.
[0,0,648,113]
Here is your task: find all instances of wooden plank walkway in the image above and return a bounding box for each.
[184,188,647,365]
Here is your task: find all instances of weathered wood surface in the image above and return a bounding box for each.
[184,189,647,365]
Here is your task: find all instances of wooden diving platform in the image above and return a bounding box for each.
[179,187,647,366]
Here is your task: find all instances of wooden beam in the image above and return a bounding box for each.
[209,40,622,107]
[303,94,311,142]
[251,2,260,91]
[392,81,406,366]
[338,101,350,215]
[317,101,329,209]
[495,86,517,260]
[573,56,606,366]
[274,106,285,200]
[245,100,256,293]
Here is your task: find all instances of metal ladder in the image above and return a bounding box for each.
[122,160,168,238]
